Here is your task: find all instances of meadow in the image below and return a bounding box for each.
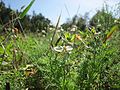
[0,0,120,90]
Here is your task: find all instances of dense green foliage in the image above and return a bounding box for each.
[0,0,120,90]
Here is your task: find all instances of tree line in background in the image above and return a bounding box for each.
[62,7,120,32]
[0,0,51,33]
[0,0,120,34]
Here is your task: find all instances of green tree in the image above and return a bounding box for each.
[0,1,12,24]
[61,15,86,31]
[30,12,50,32]
[21,15,31,32]
[76,17,86,31]
[89,7,115,33]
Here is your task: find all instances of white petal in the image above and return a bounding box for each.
[65,46,73,51]
[54,46,63,52]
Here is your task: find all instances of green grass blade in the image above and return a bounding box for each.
[55,12,62,30]
[19,0,35,19]
[103,25,119,43]
[50,12,62,47]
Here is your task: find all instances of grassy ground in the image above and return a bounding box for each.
[0,28,120,90]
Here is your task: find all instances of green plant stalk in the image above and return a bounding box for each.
[62,52,69,90]
[48,50,58,83]
[17,19,26,37]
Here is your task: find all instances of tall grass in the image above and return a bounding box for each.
[0,1,120,90]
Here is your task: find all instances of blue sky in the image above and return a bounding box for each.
[3,0,120,25]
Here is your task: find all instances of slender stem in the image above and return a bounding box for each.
[17,19,26,37]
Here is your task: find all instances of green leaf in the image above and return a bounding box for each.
[107,25,119,38]
[64,32,70,39]
[91,27,96,34]
[71,34,75,42]
[103,25,119,43]
[19,0,35,19]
